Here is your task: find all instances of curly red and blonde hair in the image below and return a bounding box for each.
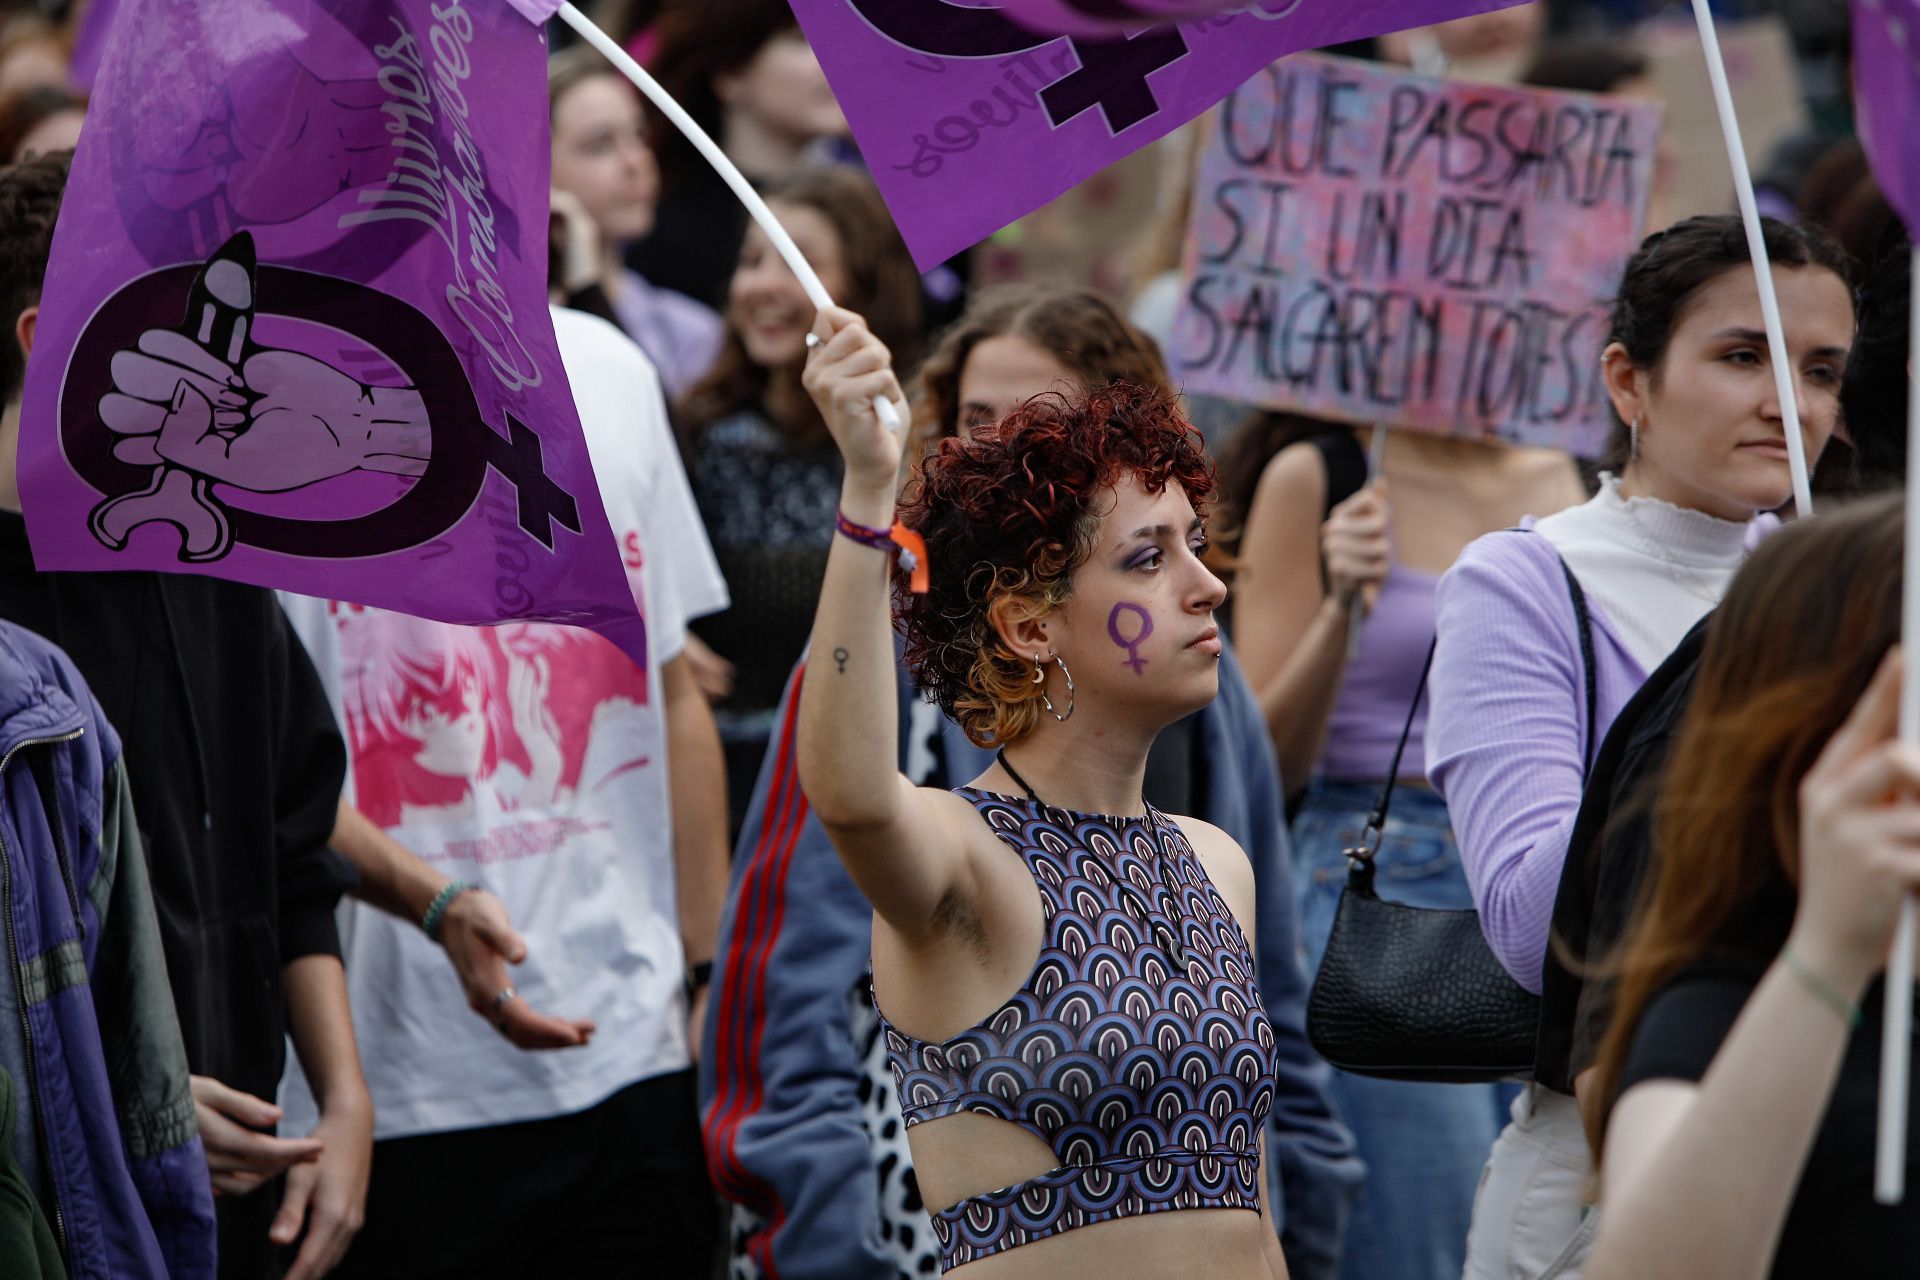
[895,381,1215,748]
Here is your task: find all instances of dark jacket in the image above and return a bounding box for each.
[0,1066,63,1279]
[701,639,1362,1280]
[1536,615,1711,1096]
[0,512,350,1274]
[0,618,215,1278]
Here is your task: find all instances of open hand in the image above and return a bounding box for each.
[270,1092,372,1280]
[440,888,597,1050]
[190,1075,324,1198]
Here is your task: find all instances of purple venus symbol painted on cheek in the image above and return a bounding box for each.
[1108,603,1154,675]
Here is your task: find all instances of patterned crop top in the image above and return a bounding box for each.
[880,788,1278,1271]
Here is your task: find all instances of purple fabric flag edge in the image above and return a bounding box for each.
[1853,0,1920,231]
[22,0,649,670]
[506,0,567,23]
[1001,0,1219,36]
[791,0,1536,272]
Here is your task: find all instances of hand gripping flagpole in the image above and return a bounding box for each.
[1689,0,1814,519]
[552,4,904,434]
[1879,244,1920,1206]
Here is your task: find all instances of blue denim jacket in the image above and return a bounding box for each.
[701,637,1361,1279]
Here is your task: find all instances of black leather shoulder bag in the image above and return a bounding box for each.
[1305,555,1596,1084]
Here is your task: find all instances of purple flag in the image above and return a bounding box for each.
[69,0,115,87]
[1000,0,1276,36]
[21,0,647,665]
[505,0,567,23]
[791,0,1531,269]
[1854,0,1920,231]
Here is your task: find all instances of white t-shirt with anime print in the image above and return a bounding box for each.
[279,307,728,1139]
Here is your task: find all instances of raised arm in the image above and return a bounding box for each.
[1235,445,1388,791]
[795,307,969,941]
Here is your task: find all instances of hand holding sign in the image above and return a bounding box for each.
[1324,482,1390,618]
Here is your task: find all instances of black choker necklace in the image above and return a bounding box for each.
[994,748,1189,969]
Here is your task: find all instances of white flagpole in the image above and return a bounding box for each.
[1877,245,1920,1206]
[555,4,904,433]
[1689,0,1813,519]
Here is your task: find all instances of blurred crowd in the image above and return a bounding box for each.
[0,1,1908,1279]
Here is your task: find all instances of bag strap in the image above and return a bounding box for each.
[1559,555,1599,779]
[1349,540,1598,865]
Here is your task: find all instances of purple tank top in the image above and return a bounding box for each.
[881,789,1278,1270]
[1318,561,1438,782]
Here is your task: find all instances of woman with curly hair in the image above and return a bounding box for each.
[794,304,1286,1278]
[700,282,1353,1280]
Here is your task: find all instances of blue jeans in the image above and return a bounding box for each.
[1293,780,1509,1280]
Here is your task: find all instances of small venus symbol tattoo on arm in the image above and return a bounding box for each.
[834,647,850,674]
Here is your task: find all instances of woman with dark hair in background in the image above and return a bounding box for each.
[1583,493,1920,1279]
[1429,215,1855,1280]
[679,165,921,834]
[627,0,848,310]
[547,48,723,398]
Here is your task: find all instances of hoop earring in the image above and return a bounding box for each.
[1040,655,1075,723]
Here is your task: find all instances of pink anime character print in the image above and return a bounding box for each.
[337,602,651,842]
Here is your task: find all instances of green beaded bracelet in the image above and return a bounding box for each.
[1781,943,1864,1030]
[422,880,477,943]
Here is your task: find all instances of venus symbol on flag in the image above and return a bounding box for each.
[21,0,648,666]
[790,0,1544,270]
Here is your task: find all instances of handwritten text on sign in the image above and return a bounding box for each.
[1173,55,1661,454]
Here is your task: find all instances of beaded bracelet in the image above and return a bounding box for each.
[835,510,930,594]
[1781,943,1863,1029]
[422,880,478,943]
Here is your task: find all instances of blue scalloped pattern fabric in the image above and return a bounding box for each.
[880,789,1278,1270]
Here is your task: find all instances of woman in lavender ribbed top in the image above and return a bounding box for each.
[1226,419,1585,1280]
[1316,561,1439,782]
[1426,215,1856,1280]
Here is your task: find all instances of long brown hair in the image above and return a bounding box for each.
[678,166,923,450]
[907,284,1168,462]
[1587,493,1905,1153]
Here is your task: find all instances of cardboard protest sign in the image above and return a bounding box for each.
[21,0,648,665]
[1641,15,1806,226]
[788,0,1540,271]
[1854,0,1920,231]
[1171,54,1661,455]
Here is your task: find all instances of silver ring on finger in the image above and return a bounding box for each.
[490,986,518,1015]
[805,332,821,350]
